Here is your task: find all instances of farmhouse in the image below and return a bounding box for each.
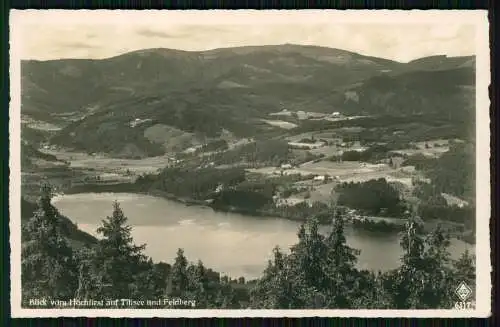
[215,183,224,193]
[288,141,325,149]
[313,175,331,182]
[296,111,308,119]
[441,193,469,208]
[275,197,306,207]
[400,166,416,173]
[129,118,152,128]
[389,157,404,169]
[269,109,292,117]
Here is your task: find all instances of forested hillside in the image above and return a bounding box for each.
[21,45,475,157]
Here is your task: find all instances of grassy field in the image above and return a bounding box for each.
[297,160,388,177]
[261,119,298,129]
[248,160,412,180]
[303,182,339,204]
[40,149,173,175]
[250,159,423,206]
[390,139,452,158]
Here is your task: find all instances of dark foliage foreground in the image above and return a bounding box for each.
[21,185,475,309]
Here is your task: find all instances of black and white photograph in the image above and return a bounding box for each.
[9,10,490,317]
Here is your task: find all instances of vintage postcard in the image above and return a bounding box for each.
[9,10,491,317]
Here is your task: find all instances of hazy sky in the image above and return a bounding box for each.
[12,10,484,63]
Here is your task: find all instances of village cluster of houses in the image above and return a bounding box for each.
[41,143,58,151]
[287,140,327,150]
[276,163,341,182]
[269,108,343,121]
[287,136,366,151]
[129,118,152,128]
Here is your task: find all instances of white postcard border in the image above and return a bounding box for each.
[9,9,491,318]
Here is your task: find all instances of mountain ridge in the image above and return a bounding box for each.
[21,44,474,64]
[21,44,476,157]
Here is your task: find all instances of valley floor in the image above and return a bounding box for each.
[21,147,473,244]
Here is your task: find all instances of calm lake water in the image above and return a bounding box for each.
[52,193,474,279]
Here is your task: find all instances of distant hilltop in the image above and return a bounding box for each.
[21,44,475,158]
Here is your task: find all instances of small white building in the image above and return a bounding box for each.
[215,184,224,193]
[296,111,308,120]
[441,193,469,208]
[288,142,325,149]
[314,175,326,182]
[281,163,293,170]
[390,157,404,169]
[130,118,152,128]
[401,166,416,173]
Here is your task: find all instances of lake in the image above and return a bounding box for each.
[52,192,474,280]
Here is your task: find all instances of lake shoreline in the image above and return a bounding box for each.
[63,182,403,226]
[61,182,474,244]
[52,191,476,279]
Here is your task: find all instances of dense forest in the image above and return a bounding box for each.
[404,142,475,201]
[21,184,476,309]
[336,178,406,217]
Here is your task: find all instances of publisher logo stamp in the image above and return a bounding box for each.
[455,281,473,302]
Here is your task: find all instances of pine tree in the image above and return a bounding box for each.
[188,260,210,307]
[353,270,391,309]
[74,246,99,301]
[382,206,459,309]
[21,184,78,305]
[250,246,301,308]
[167,248,189,300]
[251,222,326,310]
[453,250,475,284]
[251,211,367,309]
[215,275,239,308]
[382,209,427,308]
[132,257,167,303]
[420,224,454,308]
[384,213,456,309]
[322,209,360,308]
[290,218,328,291]
[83,201,147,302]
